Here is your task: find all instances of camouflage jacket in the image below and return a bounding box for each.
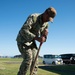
[16,13,49,44]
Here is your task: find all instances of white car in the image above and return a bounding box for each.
[43,54,63,65]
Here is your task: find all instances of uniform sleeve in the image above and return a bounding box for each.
[20,15,36,42]
[40,22,49,36]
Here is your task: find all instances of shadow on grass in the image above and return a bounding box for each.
[39,65,75,75]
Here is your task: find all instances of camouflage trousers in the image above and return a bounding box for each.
[17,42,38,75]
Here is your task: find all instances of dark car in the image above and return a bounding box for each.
[60,54,75,64]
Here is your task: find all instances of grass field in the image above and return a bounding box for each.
[0,58,75,75]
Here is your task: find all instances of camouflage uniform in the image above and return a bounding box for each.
[16,13,49,75]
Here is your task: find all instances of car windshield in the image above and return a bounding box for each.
[44,55,61,59]
[51,55,61,58]
[73,54,75,57]
[54,55,61,58]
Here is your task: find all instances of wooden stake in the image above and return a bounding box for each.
[30,43,42,75]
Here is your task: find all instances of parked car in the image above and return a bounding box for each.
[60,54,75,64]
[43,54,63,65]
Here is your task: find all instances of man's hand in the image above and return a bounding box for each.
[34,36,46,43]
[42,29,48,37]
[34,29,48,43]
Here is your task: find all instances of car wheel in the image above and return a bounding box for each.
[43,61,45,64]
[52,61,55,65]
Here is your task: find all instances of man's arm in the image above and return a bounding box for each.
[20,15,36,42]
[34,29,48,43]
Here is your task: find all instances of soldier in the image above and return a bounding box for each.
[16,7,57,75]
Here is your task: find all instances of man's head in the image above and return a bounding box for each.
[43,7,57,22]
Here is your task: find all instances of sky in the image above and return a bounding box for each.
[0,0,75,56]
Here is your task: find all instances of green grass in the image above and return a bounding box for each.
[0,58,75,75]
[0,58,22,75]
